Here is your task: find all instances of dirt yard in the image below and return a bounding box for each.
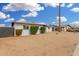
[0,32,79,56]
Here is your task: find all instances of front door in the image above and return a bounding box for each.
[21,25,30,36]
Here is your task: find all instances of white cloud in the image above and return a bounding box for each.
[0,23,5,27]
[5,18,14,22]
[71,7,79,12]
[22,11,38,17]
[6,14,10,18]
[44,3,59,7]
[67,3,74,8]
[3,3,44,17]
[0,12,14,22]
[36,22,46,25]
[61,3,65,7]
[44,3,65,7]
[17,18,26,22]
[56,16,67,22]
[70,21,79,27]
[0,12,7,19]
[3,3,44,12]
[52,22,55,25]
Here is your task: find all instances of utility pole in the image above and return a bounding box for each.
[58,3,61,32]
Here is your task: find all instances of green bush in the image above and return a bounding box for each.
[40,26,46,33]
[30,26,39,35]
[16,29,22,36]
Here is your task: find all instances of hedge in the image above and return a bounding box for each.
[40,26,46,33]
[30,26,39,35]
[16,29,22,36]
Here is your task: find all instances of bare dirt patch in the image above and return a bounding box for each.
[0,32,79,56]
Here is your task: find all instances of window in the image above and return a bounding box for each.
[48,27,50,29]
[23,25,29,30]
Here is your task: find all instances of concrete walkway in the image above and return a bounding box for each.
[73,43,79,56]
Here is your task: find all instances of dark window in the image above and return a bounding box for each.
[23,25,29,30]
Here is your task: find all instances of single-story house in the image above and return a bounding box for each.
[52,25,68,32]
[67,25,79,32]
[12,22,53,36]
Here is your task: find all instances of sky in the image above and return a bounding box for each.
[0,3,79,27]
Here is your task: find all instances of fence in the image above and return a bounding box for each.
[0,27,14,37]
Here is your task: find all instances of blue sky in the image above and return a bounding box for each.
[0,3,79,27]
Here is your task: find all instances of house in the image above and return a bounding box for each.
[67,25,79,32]
[52,25,68,32]
[12,22,53,36]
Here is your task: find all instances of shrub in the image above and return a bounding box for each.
[16,29,22,36]
[30,26,39,35]
[40,26,46,33]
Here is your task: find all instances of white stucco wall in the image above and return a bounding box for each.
[46,27,49,32]
[49,27,52,32]
[36,26,40,34]
[21,30,30,36]
[14,24,53,36]
[14,24,30,36]
[14,24,23,29]
[46,27,52,32]
[21,26,30,36]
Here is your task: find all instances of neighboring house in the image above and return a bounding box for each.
[61,26,67,32]
[12,22,53,36]
[67,25,79,32]
[52,25,68,32]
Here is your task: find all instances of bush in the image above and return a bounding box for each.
[40,26,46,33]
[30,26,39,35]
[16,29,22,36]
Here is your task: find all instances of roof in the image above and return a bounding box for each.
[12,22,47,26]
